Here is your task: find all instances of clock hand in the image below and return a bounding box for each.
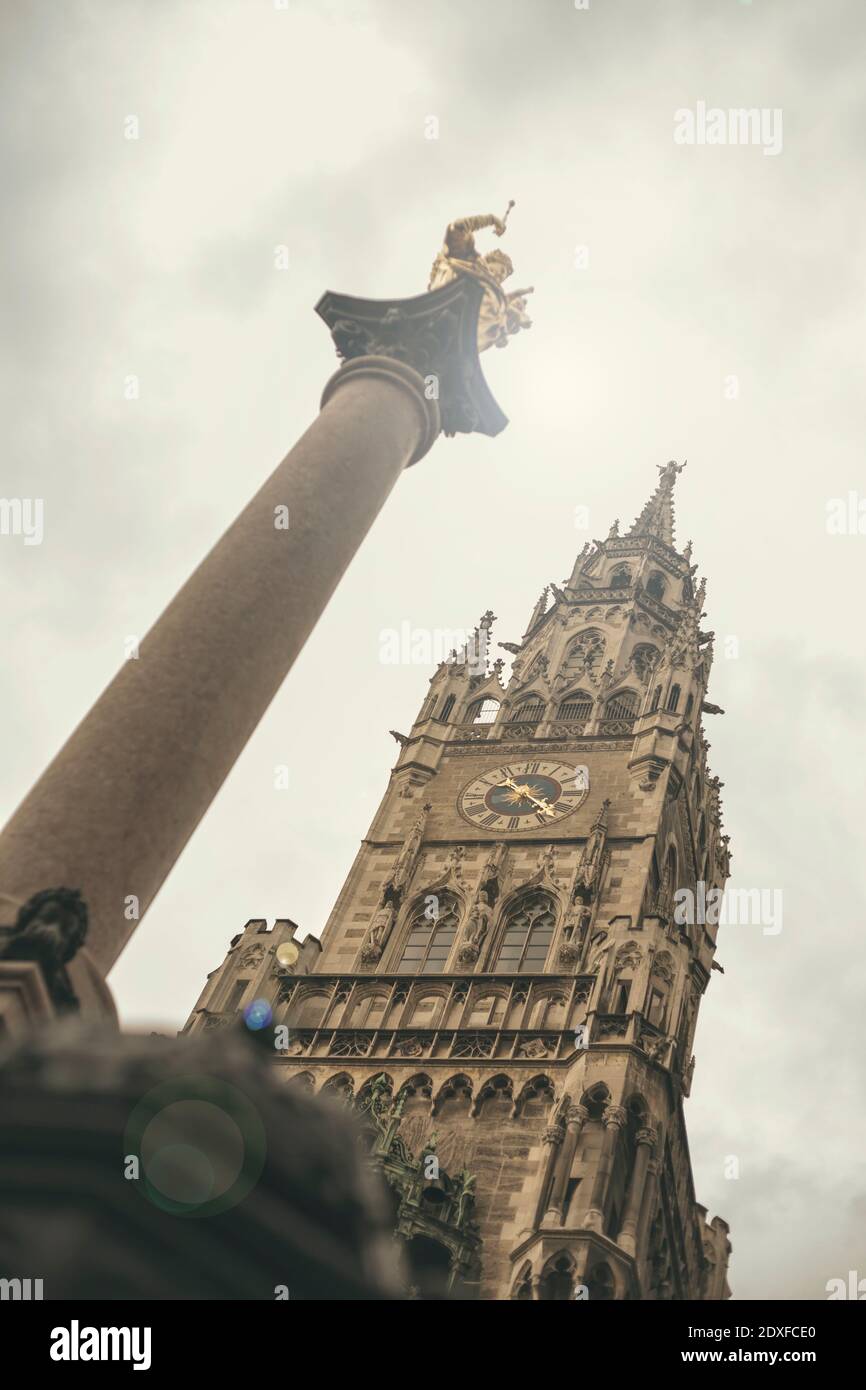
[499,776,556,817]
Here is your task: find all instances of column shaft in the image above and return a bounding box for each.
[0,359,437,974]
[617,1126,656,1255]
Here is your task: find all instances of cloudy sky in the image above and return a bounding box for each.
[2,0,865,1300]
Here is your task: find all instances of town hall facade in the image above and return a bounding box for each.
[185,462,733,1301]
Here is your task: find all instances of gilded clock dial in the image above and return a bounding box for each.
[457,760,589,832]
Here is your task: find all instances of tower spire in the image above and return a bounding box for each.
[627,460,687,547]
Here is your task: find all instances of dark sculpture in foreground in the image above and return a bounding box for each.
[0,1020,402,1300]
[0,887,88,1013]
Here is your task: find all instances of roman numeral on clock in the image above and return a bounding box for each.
[480,813,499,828]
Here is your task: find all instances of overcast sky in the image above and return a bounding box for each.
[2,0,865,1300]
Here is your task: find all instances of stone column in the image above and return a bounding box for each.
[0,278,506,982]
[617,1125,657,1255]
[583,1104,628,1233]
[544,1104,589,1225]
[534,1121,565,1228]
[636,1157,661,1288]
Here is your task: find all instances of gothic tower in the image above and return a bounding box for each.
[185,462,733,1301]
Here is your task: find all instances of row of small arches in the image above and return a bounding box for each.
[287,1069,557,1120]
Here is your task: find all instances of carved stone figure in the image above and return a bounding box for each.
[360,905,394,964]
[457,889,493,966]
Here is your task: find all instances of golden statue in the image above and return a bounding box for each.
[428,203,533,351]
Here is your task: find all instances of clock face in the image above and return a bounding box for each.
[457,760,589,832]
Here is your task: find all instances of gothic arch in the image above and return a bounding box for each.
[603,687,640,723]
[396,1073,433,1113]
[645,570,667,601]
[630,643,660,685]
[559,629,606,684]
[509,692,546,723]
[511,1261,533,1300]
[529,990,569,1029]
[580,1082,610,1118]
[610,563,631,588]
[557,688,594,720]
[390,890,463,974]
[432,1073,473,1118]
[471,1072,514,1119]
[347,988,390,1028]
[586,1260,616,1300]
[407,987,449,1028]
[292,989,330,1029]
[285,1071,314,1093]
[488,888,558,974]
[467,695,500,724]
[320,1072,354,1102]
[465,987,509,1027]
[539,1249,576,1300]
[357,1073,393,1105]
[513,1074,555,1118]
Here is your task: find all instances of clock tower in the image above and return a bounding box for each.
[185,461,733,1301]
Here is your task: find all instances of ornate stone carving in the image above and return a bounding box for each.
[360,905,394,964]
[0,887,88,1014]
[316,276,509,441]
[457,888,493,966]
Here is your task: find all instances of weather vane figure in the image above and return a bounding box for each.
[428,202,533,352]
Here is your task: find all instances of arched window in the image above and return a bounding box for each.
[586,1262,615,1300]
[512,695,545,724]
[685,693,694,718]
[531,994,567,1029]
[409,993,446,1027]
[631,644,660,684]
[396,894,460,974]
[540,1252,575,1300]
[558,690,593,721]
[666,684,681,713]
[420,693,437,720]
[467,697,500,724]
[494,892,556,974]
[604,689,639,724]
[645,571,666,601]
[349,993,388,1028]
[610,564,631,589]
[560,630,605,684]
[468,993,507,1027]
[294,992,329,1028]
[437,694,455,722]
[512,1263,533,1301]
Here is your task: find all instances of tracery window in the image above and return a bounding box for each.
[494,892,556,974]
[468,697,500,724]
[396,894,460,974]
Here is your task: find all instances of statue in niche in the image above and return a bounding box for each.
[361,905,394,964]
[457,888,493,966]
[586,930,610,977]
[428,205,533,352]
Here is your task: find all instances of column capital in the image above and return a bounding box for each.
[542,1124,565,1147]
[603,1104,629,1130]
[636,1125,658,1150]
[566,1103,590,1130]
[316,276,508,451]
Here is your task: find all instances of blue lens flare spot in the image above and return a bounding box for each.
[243,998,272,1031]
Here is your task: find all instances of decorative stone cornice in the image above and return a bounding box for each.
[317,276,508,446]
